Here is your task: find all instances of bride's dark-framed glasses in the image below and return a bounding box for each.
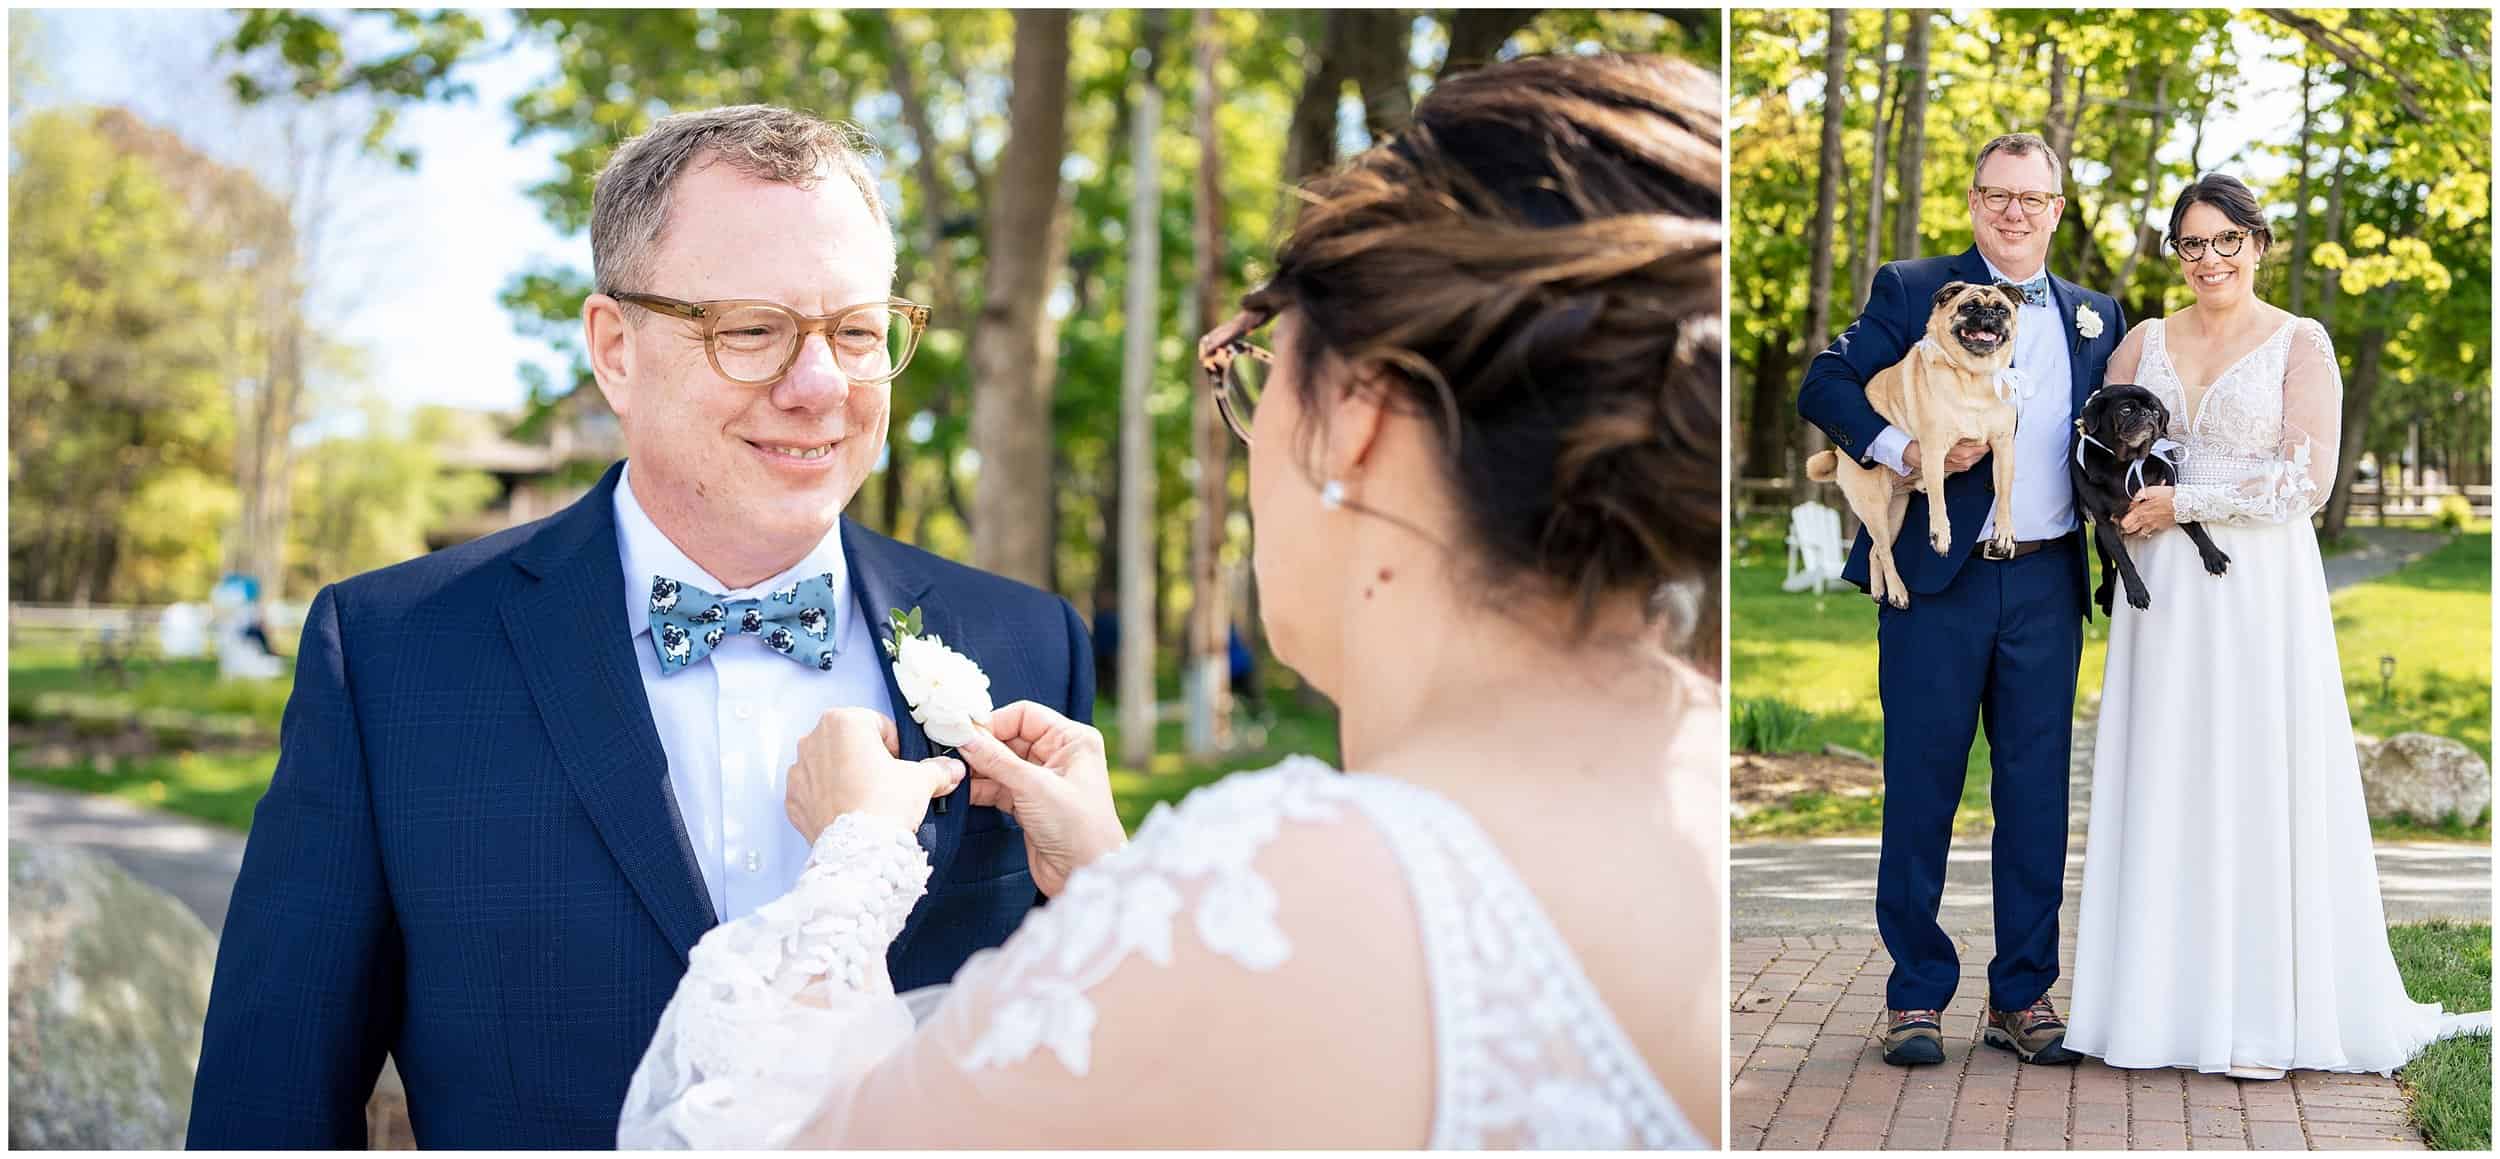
[2168,229,2251,262]
[1971,185,2059,216]
[612,292,933,386]
[1198,313,1273,445]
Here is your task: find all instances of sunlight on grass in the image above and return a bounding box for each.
[2388,920,2492,1151]
[1731,517,2490,842]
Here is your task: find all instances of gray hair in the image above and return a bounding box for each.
[1971,132,2065,191]
[590,104,891,299]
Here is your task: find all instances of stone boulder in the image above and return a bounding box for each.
[2358,733,2494,825]
[8,841,215,1150]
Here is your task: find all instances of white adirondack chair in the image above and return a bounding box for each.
[1782,500,1848,594]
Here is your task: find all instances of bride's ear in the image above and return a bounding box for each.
[1317,358,1396,482]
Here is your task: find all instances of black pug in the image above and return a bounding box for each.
[2070,383,2231,615]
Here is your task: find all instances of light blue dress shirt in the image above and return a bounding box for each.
[1866,256,2079,542]
[614,463,897,921]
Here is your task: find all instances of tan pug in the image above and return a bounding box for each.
[1806,280,2025,608]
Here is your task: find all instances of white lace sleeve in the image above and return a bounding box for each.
[616,813,928,1149]
[2173,319,2343,526]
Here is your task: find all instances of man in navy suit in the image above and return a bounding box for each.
[1797,133,2122,1069]
[189,106,1092,1147]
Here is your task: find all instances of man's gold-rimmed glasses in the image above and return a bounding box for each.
[2168,229,2252,262]
[1970,185,2061,216]
[613,292,933,386]
[1198,324,1273,445]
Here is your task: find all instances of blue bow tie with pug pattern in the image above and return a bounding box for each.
[647,573,840,676]
[2013,274,2051,308]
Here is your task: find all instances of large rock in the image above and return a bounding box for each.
[2358,733,2494,825]
[8,841,215,1149]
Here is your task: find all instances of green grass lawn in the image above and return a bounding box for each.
[1732,517,2490,840]
[8,644,1337,838]
[2389,920,2493,1151]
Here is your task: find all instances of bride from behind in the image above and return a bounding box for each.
[615,52,1725,1148]
[2067,173,2489,1077]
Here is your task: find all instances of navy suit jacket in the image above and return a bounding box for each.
[1795,247,2125,615]
[188,462,1093,1148]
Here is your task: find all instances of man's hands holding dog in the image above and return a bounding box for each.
[1903,438,1989,477]
[2121,485,2179,536]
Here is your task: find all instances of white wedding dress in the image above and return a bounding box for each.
[2068,316,2488,1074]
[614,757,1705,1147]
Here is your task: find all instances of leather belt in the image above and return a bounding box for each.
[1976,538,2054,561]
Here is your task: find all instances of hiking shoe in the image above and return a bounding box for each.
[1982,996,2081,1065]
[1880,1008,1946,1066]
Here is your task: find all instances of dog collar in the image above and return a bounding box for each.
[1917,337,2026,400]
[2075,433,2185,497]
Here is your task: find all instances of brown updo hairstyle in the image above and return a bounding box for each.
[1242,52,1722,662]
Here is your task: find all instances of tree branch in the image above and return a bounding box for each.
[2260,9,2429,122]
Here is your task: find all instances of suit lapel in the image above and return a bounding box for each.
[2049,275,2094,409]
[503,463,715,962]
[840,521,960,873]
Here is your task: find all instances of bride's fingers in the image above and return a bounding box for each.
[967,776,1013,814]
[920,756,966,799]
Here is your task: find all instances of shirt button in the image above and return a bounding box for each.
[745,850,760,873]
[734,703,754,721]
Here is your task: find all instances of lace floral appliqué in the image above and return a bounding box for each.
[957,757,1352,1075]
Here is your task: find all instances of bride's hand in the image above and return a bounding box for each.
[955,701,1125,898]
[2122,485,2178,537]
[786,707,966,840]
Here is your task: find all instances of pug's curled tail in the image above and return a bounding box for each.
[1804,449,1840,482]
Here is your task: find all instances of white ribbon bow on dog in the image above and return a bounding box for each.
[2075,433,2186,498]
[1916,337,2029,401]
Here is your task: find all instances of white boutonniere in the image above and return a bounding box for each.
[882,606,993,748]
[2075,303,2104,340]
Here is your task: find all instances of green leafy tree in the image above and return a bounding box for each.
[8,107,248,603]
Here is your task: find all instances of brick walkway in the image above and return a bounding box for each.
[1730,933,2430,1150]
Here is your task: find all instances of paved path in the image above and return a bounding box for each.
[2319,526,2448,591]
[1731,933,2435,1150]
[9,781,245,934]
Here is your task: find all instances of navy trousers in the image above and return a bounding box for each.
[1874,535,2082,1013]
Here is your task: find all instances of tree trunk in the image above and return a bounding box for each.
[968,11,1073,588]
[1750,332,1796,484]
[2289,66,2313,316]
[1889,10,1932,262]
[1282,11,1346,192]
[1186,9,1234,756]
[2112,67,2169,292]
[2324,320,2385,540]
[2044,40,2076,165]
[1115,12,1163,770]
[1741,357,1790,479]
[1341,10,1414,143]
[1854,8,1898,305]
[2317,147,2350,319]
[1794,9,1849,504]
[875,12,983,540]
[1439,9,1537,80]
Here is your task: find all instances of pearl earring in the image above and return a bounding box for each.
[1320,480,1345,510]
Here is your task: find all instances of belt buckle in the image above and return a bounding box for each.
[1979,539,2014,561]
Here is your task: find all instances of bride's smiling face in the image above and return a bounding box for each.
[2174,200,2265,310]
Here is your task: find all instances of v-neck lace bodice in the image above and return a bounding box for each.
[2137,316,2344,525]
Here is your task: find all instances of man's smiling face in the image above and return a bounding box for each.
[1968,148,2063,281]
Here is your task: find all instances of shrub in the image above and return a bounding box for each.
[1734,697,1814,753]
[2438,493,2473,532]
